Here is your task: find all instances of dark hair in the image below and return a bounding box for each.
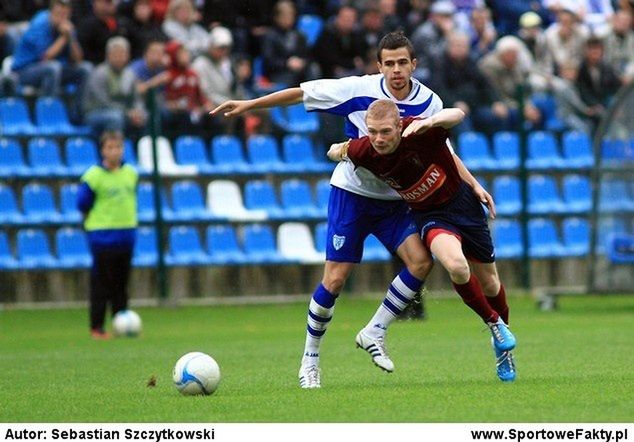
[99,130,124,148]
[50,0,71,8]
[377,31,416,63]
[586,36,604,48]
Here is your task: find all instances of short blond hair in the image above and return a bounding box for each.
[366,99,400,124]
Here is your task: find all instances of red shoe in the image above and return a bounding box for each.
[90,328,111,340]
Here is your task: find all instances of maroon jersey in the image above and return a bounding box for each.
[346,118,463,211]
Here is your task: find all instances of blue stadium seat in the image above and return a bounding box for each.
[22,183,63,224]
[35,97,90,136]
[0,230,17,269]
[133,227,158,267]
[532,93,565,132]
[314,221,328,253]
[0,184,23,224]
[170,180,213,221]
[458,131,497,171]
[60,183,82,223]
[270,103,320,134]
[65,137,98,176]
[562,217,590,257]
[315,178,331,217]
[242,224,286,264]
[56,227,92,268]
[606,233,634,264]
[528,175,566,214]
[123,139,139,167]
[528,218,566,258]
[280,179,321,219]
[0,97,37,135]
[16,228,58,269]
[599,179,634,212]
[282,134,331,173]
[206,225,246,265]
[246,135,287,173]
[601,139,627,165]
[210,135,250,174]
[526,131,566,169]
[362,235,391,262]
[174,136,215,174]
[137,182,172,222]
[243,180,285,219]
[297,14,324,47]
[561,131,594,168]
[492,131,520,170]
[165,226,211,266]
[27,137,68,177]
[562,174,592,214]
[597,218,627,254]
[492,219,523,259]
[0,138,30,177]
[492,175,522,216]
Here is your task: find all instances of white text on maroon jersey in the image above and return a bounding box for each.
[398,164,446,202]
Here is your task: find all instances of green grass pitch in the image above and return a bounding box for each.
[1,294,632,422]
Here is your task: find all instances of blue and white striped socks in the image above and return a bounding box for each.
[302,284,337,365]
[364,268,423,338]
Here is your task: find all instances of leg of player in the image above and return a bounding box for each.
[356,233,432,372]
[427,231,516,351]
[472,261,516,382]
[298,261,354,389]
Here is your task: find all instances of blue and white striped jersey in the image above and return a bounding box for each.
[300,74,444,200]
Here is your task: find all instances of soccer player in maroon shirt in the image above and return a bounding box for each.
[328,99,517,382]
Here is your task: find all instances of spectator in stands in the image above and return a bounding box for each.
[548,60,600,133]
[83,36,147,138]
[468,7,497,59]
[544,0,614,36]
[261,1,316,87]
[404,0,432,35]
[162,0,209,58]
[603,10,634,84]
[193,26,252,134]
[411,0,457,82]
[77,0,136,65]
[452,0,486,33]
[430,32,511,136]
[478,36,542,129]
[377,0,404,33]
[488,0,550,36]
[544,8,589,75]
[162,40,214,138]
[131,38,169,96]
[78,130,138,340]
[11,0,90,106]
[123,0,168,60]
[518,11,552,79]
[313,5,367,78]
[576,36,622,121]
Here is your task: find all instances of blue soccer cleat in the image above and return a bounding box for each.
[488,317,516,352]
[492,338,516,382]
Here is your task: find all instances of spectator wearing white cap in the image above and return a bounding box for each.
[411,0,457,81]
[518,11,553,79]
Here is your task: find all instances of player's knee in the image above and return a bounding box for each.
[408,254,434,280]
[445,257,470,282]
[480,276,501,296]
[321,275,346,294]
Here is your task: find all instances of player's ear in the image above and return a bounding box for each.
[411,57,417,71]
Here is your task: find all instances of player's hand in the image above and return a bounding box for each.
[210,100,252,117]
[402,118,432,137]
[473,184,496,219]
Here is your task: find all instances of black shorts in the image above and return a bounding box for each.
[414,182,496,263]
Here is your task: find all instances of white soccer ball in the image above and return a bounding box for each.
[112,310,142,337]
[173,352,221,396]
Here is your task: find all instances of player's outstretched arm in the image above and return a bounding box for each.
[327,140,351,162]
[402,108,466,137]
[210,87,304,117]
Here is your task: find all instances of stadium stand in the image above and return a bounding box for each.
[282,134,331,173]
[165,226,210,266]
[527,175,566,215]
[133,227,158,267]
[492,219,523,259]
[0,97,38,136]
[277,222,324,263]
[205,225,247,265]
[492,131,520,170]
[171,180,214,221]
[0,138,30,177]
[246,134,287,173]
[65,137,99,176]
[16,228,58,269]
[458,131,497,171]
[526,131,567,170]
[528,218,566,258]
[242,224,286,264]
[243,180,286,219]
[210,135,250,174]
[174,136,216,174]
[22,183,63,224]
[0,230,18,270]
[492,175,522,216]
[28,137,68,177]
[280,178,322,219]
[55,227,92,269]
[0,185,23,225]
[207,180,268,221]
[34,97,90,136]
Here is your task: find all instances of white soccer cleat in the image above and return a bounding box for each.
[355,330,394,373]
[298,363,321,389]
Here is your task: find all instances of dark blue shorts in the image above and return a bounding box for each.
[415,182,496,263]
[326,186,418,263]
